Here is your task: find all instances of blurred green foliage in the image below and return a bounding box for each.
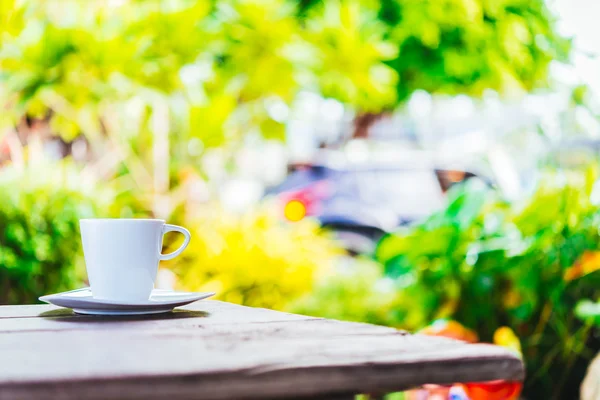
[0,160,111,304]
[372,173,599,399]
[384,0,569,100]
[290,258,403,326]
[299,172,600,398]
[577,299,600,327]
[0,0,567,147]
[305,0,571,101]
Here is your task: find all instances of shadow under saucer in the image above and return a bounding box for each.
[37,308,210,322]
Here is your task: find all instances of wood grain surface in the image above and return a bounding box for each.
[0,300,524,400]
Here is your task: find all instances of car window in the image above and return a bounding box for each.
[353,169,445,218]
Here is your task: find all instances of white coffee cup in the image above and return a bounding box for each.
[79,219,191,301]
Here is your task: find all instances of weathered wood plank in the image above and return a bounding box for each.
[0,304,60,318]
[0,302,524,400]
[0,327,521,381]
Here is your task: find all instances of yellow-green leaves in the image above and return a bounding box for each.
[167,204,343,310]
[306,0,398,111]
[0,0,568,144]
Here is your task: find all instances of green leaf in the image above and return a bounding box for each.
[575,300,600,326]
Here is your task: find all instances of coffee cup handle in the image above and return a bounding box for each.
[159,224,191,261]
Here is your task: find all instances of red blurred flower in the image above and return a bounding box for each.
[462,380,522,400]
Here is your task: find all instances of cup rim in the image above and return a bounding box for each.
[80,218,165,223]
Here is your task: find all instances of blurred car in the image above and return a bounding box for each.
[266,162,490,254]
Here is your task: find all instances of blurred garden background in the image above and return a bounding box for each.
[1,0,600,399]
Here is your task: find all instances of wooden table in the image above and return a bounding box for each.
[0,300,524,400]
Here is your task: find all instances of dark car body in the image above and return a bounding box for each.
[266,163,487,254]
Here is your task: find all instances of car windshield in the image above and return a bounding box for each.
[337,169,446,219]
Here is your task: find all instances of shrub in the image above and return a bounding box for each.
[289,258,403,327]
[375,173,600,399]
[0,161,111,304]
[290,171,600,398]
[166,204,343,310]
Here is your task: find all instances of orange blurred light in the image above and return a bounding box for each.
[284,200,306,222]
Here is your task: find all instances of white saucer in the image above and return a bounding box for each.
[39,288,215,315]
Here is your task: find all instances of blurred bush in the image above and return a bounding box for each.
[0,159,112,304]
[297,170,600,398]
[289,258,403,326]
[164,204,343,310]
[373,172,600,399]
